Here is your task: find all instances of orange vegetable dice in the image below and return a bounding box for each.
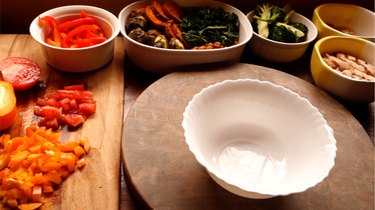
[0,125,90,208]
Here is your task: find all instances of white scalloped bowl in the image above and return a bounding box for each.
[182,79,336,199]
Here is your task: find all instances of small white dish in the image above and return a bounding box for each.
[246,10,318,63]
[30,5,120,72]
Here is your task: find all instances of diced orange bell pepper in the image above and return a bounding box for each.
[0,126,90,208]
[17,203,43,210]
[31,185,42,202]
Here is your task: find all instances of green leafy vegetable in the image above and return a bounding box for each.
[180,7,239,47]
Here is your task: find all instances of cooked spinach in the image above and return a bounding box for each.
[180,7,239,47]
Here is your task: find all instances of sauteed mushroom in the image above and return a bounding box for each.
[128,27,146,43]
[153,34,168,48]
[126,15,148,31]
[169,37,184,49]
[144,29,160,45]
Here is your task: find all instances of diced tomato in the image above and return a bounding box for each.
[34,84,95,129]
[38,118,60,130]
[63,85,85,91]
[56,90,93,101]
[58,98,71,111]
[0,57,41,91]
[63,114,85,127]
[34,106,62,119]
[69,99,78,110]
[78,103,96,116]
[36,98,59,107]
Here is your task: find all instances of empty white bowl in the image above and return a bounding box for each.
[30,5,120,72]
[182,79,336,198]
[246,10,318,63]
[118,0,253,73]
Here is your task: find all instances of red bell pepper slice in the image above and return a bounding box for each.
[57,17,97,32]
[62,24,103,48]
[71,37,107,48]
[80,10,88,18]
[39,10,107,48]
[39,16,62,47]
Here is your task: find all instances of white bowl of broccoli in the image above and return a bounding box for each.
[246,3,318,63]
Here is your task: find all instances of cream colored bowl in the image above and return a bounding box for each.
[312,3,375,41]
[118,0,253,73]
[182,79,336,199]
[310,36,375,103]
[30,5,120,72]
[246,10,317,63]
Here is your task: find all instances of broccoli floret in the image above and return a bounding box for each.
[289,22,308,42]
[253,3,309,43]
[269,25,297,43]
[269,22,307,43]
[253,3,285,38]
[289,22,308,34]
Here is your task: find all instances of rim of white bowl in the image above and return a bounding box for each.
[315,36,375,84]
[29,5,120,50]
[182,78,337,196]
[118,0,253,53]
[246,10,318,46]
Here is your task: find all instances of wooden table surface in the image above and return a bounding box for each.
[0,35,373,209]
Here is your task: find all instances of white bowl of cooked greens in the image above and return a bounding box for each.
[118,0,253,73]
[246,3,317,63]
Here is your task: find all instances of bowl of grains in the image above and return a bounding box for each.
[311,36,375,103]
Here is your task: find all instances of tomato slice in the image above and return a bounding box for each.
[0,57,41,91]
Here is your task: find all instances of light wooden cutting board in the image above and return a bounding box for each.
[0,34,125,210]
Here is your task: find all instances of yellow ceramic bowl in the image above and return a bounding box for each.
[313,3,375,41]
[310,36,375,103]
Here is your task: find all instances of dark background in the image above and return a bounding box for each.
[1,0,374,34]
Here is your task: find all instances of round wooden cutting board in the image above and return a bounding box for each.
[122,63,374,210]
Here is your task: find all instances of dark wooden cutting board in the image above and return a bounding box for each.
[0,34,125,209]
[122,63,374,210]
